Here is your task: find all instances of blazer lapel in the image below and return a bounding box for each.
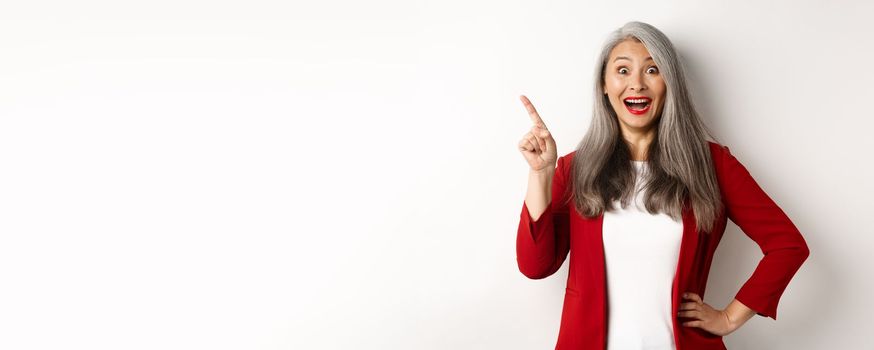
[586,212,608,348]
[671,199,700,348]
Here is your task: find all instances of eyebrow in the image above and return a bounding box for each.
[613,56,653,62]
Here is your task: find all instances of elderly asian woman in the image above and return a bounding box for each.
[516,21,810,350]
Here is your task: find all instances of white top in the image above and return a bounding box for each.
[602,161,683,350]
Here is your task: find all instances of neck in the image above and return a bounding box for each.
[621,130,655,161]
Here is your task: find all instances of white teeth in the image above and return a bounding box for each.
[624,98,650,103]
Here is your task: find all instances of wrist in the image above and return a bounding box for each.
[530,165,555,177]
[721,310,739,331]
[723,298,757,332]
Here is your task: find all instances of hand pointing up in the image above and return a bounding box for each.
[518,95,558,172]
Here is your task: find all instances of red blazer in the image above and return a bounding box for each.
[516,141,810,350]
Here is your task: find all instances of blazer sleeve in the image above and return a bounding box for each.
[516,155,572,280]
[717,145,811,320]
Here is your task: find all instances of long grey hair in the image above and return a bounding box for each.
[564,21,724,234]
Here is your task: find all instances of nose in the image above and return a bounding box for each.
[629,72,647,92]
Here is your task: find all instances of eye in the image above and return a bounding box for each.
[647,66,659,74]
[618,67,628,74]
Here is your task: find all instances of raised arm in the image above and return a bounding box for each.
[515,95,570,280]
[516,155,572,279]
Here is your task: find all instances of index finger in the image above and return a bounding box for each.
[519,95,547,129]
[682,292,703,304]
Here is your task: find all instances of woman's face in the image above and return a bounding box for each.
[602,39,666,135]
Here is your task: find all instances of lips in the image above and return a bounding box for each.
[623,96,652,115]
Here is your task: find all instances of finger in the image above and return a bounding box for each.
[520,95,547,129]
[683,292,703,304]
[525,133,542,154]
[536,126,551,139]
[679,302,701,311]
[683,320,703,327]
[536,126,551,151]
[528,131,543,154]
[533,127,548,152]
[677,310,700,318]
[533,124,552,145]
[519,138,535,152]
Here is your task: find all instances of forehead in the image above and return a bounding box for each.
[608,39,653,63]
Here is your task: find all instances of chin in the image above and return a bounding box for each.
[620,117,656,129]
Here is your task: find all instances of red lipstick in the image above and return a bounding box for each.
[623,96,652,116]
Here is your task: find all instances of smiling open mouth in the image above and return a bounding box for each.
[623,96,652,115]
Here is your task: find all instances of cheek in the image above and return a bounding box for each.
[604,73,622,90]
[610,94,623,107]
[650,78,666,96]
[606,76,623,90]
[605,80,623,102]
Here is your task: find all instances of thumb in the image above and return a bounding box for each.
[539,127,555,151]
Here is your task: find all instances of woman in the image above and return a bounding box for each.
[515,21,810,350]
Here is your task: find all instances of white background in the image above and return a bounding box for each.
[0,1,870,349]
